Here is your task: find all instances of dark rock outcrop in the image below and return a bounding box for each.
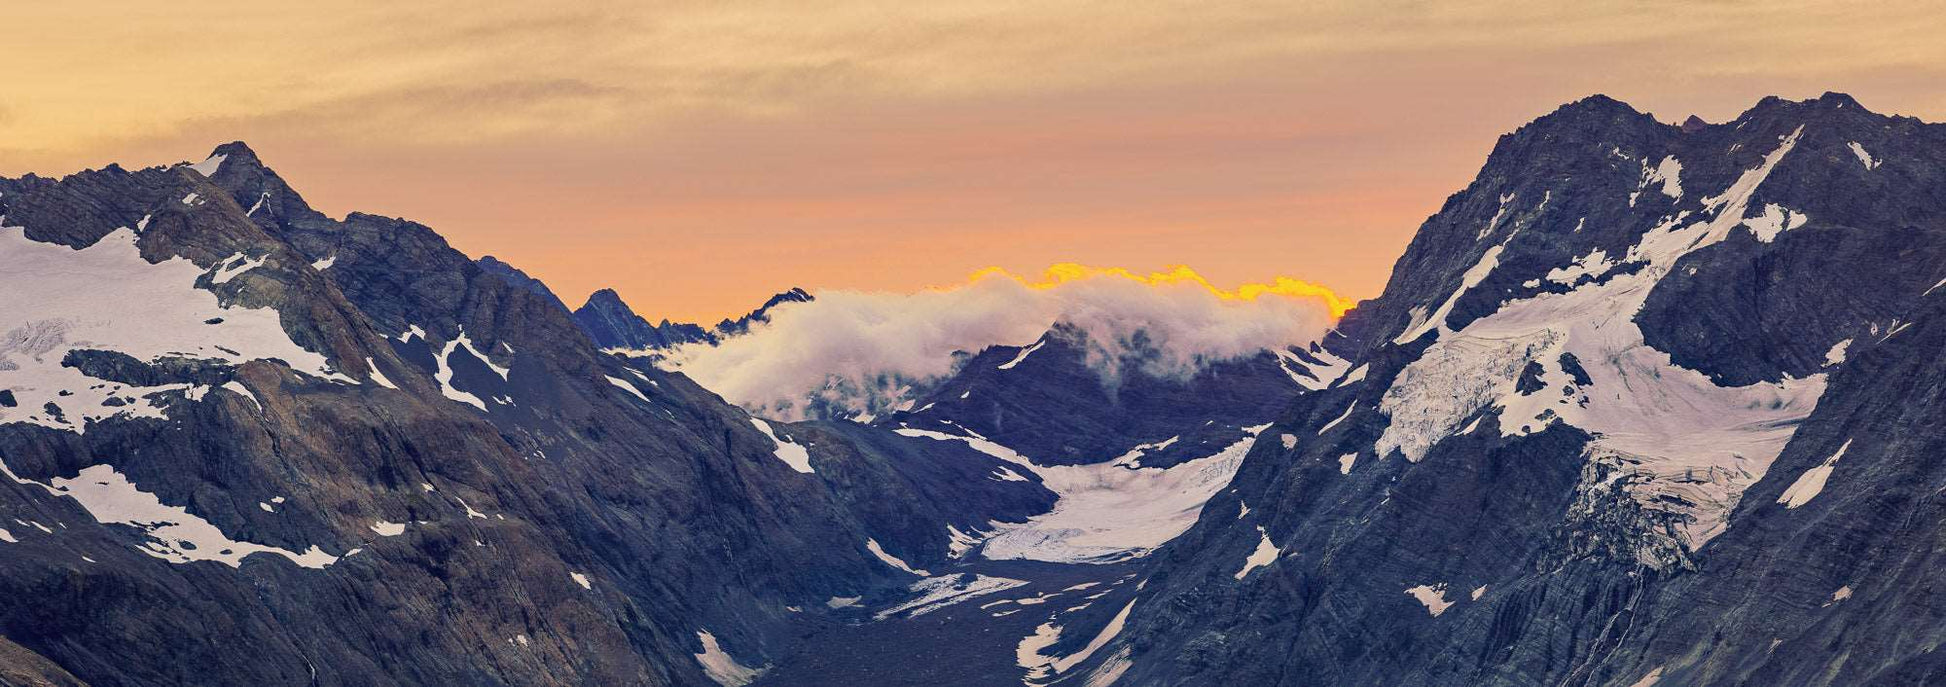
[882,324,1329,467]
[1055,93,1946,687]
[571,288,718,351]
[0,145,1053,686]
[475,255,570,314]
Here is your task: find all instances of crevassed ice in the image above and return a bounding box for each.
[899,423,1271,564]
[0,225,341,433]
[1374,127,1823,561]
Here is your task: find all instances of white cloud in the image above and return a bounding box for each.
[662,268,1334,420]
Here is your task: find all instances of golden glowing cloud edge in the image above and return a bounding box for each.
[963,263,1354,319]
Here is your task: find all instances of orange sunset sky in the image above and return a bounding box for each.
[6,1,1945,322]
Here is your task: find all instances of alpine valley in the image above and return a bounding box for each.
[3,92,1943,687]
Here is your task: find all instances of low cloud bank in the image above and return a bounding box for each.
[662,265,1339,420]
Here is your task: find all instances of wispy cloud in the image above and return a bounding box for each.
[666,264,1337,420]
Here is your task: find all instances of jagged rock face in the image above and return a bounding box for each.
[476,255,571,314]
[884,324,1344,468]
[573,288,718,352]
[713,287,812,337]
[0,147,1054,686]
[1071,93,1946,686]
[571,286,813,355]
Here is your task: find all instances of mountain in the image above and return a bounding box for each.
[883,323,1349,469]
[714,287,813,337]
[573,288,720,351]
[7,91,1941,687]
[571,287,812,353]
[1031,92,1946,686]
[475,255,570,314]
[0,144,1056,686]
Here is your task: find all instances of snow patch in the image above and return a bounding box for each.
[1405,583,1454,617]
[1233,526,1281,579]
[1109,435,1179,468]
[998,339,1046,370]
[0,226,338,433]
[1848,141,1880,170]
[186,154,227,177]
[608,375,650,403]
[1393,244,1507,345]
[946,524,991,558]
[0,461,336,568]
[1639,156,1683,202]
[1824,339,1851,366]
[694,630,765,687]
[366,358,398,389]
[453,330,510,380]
[874,574,1029,620]
[1274,346,1351,391]
[1778,440,1852,509]
[1318,402,1357,435]
[432,337,487,411]
[865,537,929,576]
[1019,598,1137,684]
[1546,249,1614,285]
[1742,203,1808,243]
[1374,127,1824,559]
[221,381,261,411]
[750,418,814,473]
[209,252,267,284]
[901,425,1268,564]
[1628,666,1665,687]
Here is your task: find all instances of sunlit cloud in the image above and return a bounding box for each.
[665,263,1337,420]
[964,263,1353,317]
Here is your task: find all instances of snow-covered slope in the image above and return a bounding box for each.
[1054,93,1946,686]
[0,142,1056,687]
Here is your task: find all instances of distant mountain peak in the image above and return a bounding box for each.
[716,287,814,336]
[569,286,814,352]
[572,288,717,351]
[207,140,263,165]
[185,140,318,223]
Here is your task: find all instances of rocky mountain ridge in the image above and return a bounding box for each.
[0,142,1056,686]
[1059,92,1946,687]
